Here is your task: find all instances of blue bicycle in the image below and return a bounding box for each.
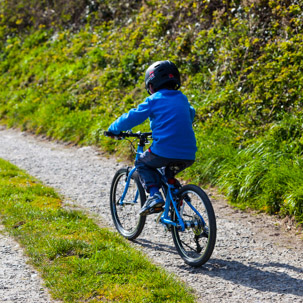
[104,131,216,267]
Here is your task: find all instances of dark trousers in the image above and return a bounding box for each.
[135,149,194,192]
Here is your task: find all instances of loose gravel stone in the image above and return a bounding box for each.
[0,127,302,303]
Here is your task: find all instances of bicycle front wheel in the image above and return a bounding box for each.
[110,168,146,240]
[171,184,216,267]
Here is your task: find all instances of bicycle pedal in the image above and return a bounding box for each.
[153,207,164,213]
[147,206,163,215]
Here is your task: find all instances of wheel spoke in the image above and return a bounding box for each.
[171,184,216,267]
[180,239,199,253]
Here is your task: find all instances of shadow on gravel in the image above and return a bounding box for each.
[178,258,303,297]
[131,236,303,298]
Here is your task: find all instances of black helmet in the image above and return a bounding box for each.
[144,60,181,95]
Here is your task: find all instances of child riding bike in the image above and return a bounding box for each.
[108,60,197,216]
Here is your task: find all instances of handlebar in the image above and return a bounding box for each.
[103,131,152,140]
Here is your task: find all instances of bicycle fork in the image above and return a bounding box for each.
[119,167,139,205]
[118,145,144,206]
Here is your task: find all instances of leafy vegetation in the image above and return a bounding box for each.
[0,0,303,225]
[0,158,195,302]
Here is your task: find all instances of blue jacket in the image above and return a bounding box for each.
[108,89,197,160]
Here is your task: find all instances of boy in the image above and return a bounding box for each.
[108,60,197,215]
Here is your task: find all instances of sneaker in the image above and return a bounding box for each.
[139,193,164,216]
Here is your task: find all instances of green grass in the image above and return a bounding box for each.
[0,158,195,302]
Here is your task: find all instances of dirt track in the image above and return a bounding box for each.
[0,127,302,303]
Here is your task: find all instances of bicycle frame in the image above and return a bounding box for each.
[160,182,185,231]
[119,138,206,233]
[159,176,206,232]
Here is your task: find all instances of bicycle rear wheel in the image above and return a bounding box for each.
[171,184,216,267]
[110,168,146,240]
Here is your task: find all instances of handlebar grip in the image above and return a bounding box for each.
[103,131,117,137]
[103,131,125,140]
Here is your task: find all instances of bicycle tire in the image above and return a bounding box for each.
[171,184,216,267]
[110,168,146,240]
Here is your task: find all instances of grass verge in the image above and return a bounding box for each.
[0,158,195,302]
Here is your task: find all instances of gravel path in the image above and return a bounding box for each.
[0,224,53,303]
[0,127,302,303]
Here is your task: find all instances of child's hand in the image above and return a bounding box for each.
[107,127,120,135]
